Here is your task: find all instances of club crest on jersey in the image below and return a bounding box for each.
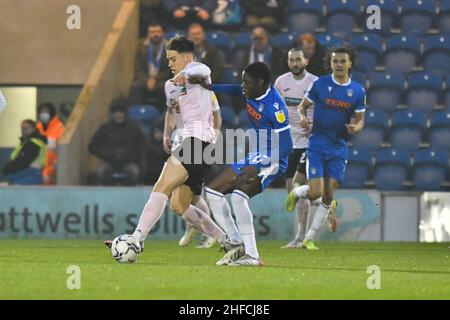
[311,167,316,175]
[347,89,353,97]
[328,86,332,92]
[258,103,264,112]
[275,110,286,123]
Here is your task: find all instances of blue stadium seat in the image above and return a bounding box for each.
[206,31,232,56]
[272,32,298,49]
[315,33,344,49]
[232,32,251,67]
[234,32,251,49]
[325,0,361,37]
[221,67,239,83]
[406,72,442,113]
[412,148,449,190]
[288,0,323,34]
[341,148,372,188]
[238,109,248,125]
[384,35,421,74]
[400,0,436,36]
[429,111,450,150]
[439,0,450,33]
[220,106,237,129]
[374,148,411,190]
[364,0,399,36]
[368,72,405,112]
[389,110,427,151]
[350,34,383,75]
[423,35,450,78]
[350,71,367,88]
[446,78,450,108]
[128,105,161,137]
[351,109,388,149]
[165,31,187,40]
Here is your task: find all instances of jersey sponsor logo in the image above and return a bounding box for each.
[179,85,187,96]
[285,97,301,106]
[275,110,286,123]
[247,104,262,121]
[324,98,351,109]
[283,88,291,92]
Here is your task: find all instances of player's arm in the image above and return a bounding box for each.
[298,98,314,129]
[346,111,365,134]
[187,76,243,97]
[212,93,222,137]
[163,108,175,154]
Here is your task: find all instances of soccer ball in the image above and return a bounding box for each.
[111,235,140,263]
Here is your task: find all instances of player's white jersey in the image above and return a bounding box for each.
[274,71,318,149]
[175,61,218,144]
[165,70,220,151]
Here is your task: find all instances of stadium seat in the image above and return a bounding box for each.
[287,0,323,34]
[412,148,449,191]
[423,35,450,78]
[272,32,298,49]
[364,0,399,36]
[128,105,161,137]
[350,109,388,149]
[406,72,442,113]
[220,106,237,129]
[384,35,421,74]
[341,148,372,188]
[446,78,450,108]
[233,32,251,49]
[350,71,367,89]
[439,0,450,33]
[374,148,411,190]
[206,31,232,61]
[400,0,436,36]
[221,67,239,83]
[232,32,251,67]
[389,110,427,151]
[165,31,187,40]
[315,33,344,49]
[350,34,383,75]
[325,0,361,38]
[238,109,248,126]
[368,72,405,112]
[429,111,450,150]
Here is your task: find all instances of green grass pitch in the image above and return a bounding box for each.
[1,240,449,299]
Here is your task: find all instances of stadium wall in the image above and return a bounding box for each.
[0,0,124,85]
[1,187,445,242]
[57,0,138,185]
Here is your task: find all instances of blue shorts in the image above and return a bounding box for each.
[306,145,348,184]
[231,151,288,191]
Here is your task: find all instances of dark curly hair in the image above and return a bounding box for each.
[324,45,357,73]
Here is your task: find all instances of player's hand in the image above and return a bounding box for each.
[174,9,186,18]
[345,123,360,134]
[147,77,157,91]
[300,117,311,129]
[172,72,187,86]
[172,100,181,113]
[197,9,210,21]
[188,76,211,90]
[163,136,172,154]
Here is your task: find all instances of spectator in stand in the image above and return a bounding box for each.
[37,103,65,185]
[88,97,146,186]
[129,23,171,109]
[145,120,168,185]
[297,33,329,76]
[2,120,47,185]
[238,26,287,80]
[241,0,287,31]
[163,0,218,28]
[187,23,224,82]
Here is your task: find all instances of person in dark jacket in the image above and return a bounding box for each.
[163,0,218,28]
[187,23,224,82]
[88,97,147,186]
[241,0,287,31]
[2,119,47,185]
[297,33,330,76]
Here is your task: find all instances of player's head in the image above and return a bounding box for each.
[297,33,317,59]
[328,46,356,78]
[242,62,271,99]
[38,102,56,124]
[147,23,165,45]
[21,119,37,138]
[166,36,194,75]
[287,48,309,76]
[251,27,269,52]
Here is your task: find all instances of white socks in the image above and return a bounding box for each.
[293,184,309,199]
[295,198,310,241]
[231,190,259,259]
[183,205,225,239]
[305,202,331,241]
[204,187,242,243]
[133,192,168,242]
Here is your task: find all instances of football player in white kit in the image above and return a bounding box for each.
[105,36,241,259]
[164,79,222,248]
[275,48,337,249]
